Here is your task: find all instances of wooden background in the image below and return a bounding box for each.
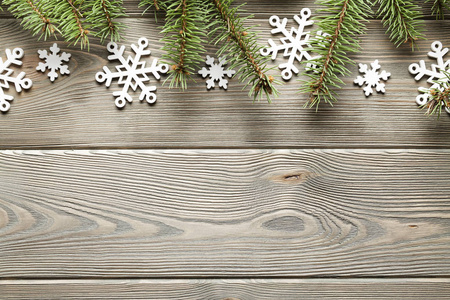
[1,1,450,299]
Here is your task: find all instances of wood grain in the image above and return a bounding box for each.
[1,149,449,278]
[2,279,450,299]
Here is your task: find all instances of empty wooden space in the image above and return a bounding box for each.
[1,0,450,299]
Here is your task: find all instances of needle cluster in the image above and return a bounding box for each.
[301,0,370,109]
[376,0,424,49]
[140,0,277,101]
[2,0,126,49]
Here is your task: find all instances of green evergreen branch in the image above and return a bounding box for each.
[3,0,57,40]
[427,0,450,20]
[210,0,277,101]
[52,0,90,49]
[301,0,369,109]
[85,0,126,43]
[161,0,208,89]
[139,0,168,12]
[376,0,424,49]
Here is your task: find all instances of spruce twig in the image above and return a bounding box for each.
[61,0,89,49]
[376,0,424,49]
[161,0,208,89]
[85,0,126,43]
[427,0,450,20]
[3,0,126,49]
[3,0,57,40]
[301,0,369,109]
[210,0,277,101]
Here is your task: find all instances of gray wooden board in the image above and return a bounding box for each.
[1,1,450,297]
[0,18,450,148]
[1,149,449,278]
[1,279,450,299]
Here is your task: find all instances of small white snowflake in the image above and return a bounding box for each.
[260,8,323,80]
[409,41,450,114]
[198,55,235,90]
[354,60,391,96]
[0,48,32,112]
[95,37,169,108]
[36,43,71,82]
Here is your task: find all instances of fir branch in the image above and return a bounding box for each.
[301,0,369,109]
[139,0,168,12]
[3,0,57,40]
[85,0,126,43]
[53,0,90,49]
[376,0,424,49]
[161,0,208,89]
[209,0,277,101]
[426,0,450,20]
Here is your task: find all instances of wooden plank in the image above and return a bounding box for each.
[1,149,449,278]
[1,279,450,299]
[1,18,450,149]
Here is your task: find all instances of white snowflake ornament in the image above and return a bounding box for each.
[0,48,32,112]
[36,43,71,82]
[198,55,235,90]
[354,60,391,96]
[409,41,450,114]
[95,37,169,108]
[260,8,322,80]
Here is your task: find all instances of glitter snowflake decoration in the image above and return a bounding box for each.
[36,43,71,82]
[198,55,235,90]
[95,37,169,108]
[0,48,32,112]
[409,41,450,114]
[260,8,323,80]
[354,60,391,97]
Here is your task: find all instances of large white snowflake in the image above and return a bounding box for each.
[95,37,169,108]
[36,43,71,82]
[198,55,235,90]
[260,8,322,80]
[354,60,391,97]
[409,41,450,114]
[0,48,32,112]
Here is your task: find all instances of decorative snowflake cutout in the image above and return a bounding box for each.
[95,37,169,108]
[198,55,235,90]
[354,60,391,96]
[36,43,71,82]
[260,8,322,80]
[409,41,450,114]
[0,48,32,112]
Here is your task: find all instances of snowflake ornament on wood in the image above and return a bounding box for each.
[354,60,391,96]
[36,43,71,82]
[260,8,323,80]
[0,48,32,112]
[409,41,450,114]
[96,37,169,109]
[198,55,235,90]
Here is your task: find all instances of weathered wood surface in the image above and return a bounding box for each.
[1,1,450,298]
[1,150,449,278]
[2,279,450,299]
[0,17,449,148]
